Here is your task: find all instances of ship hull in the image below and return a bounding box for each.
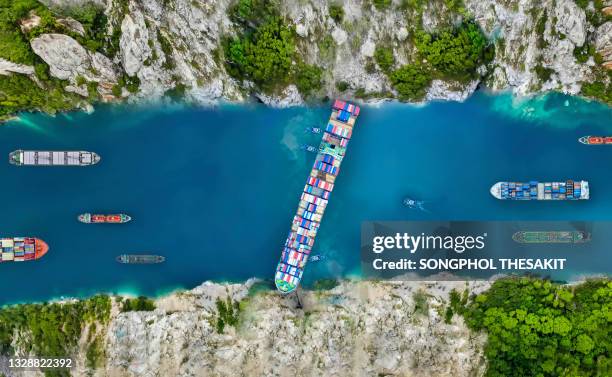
[78,213,131,223]
[491,181,589,200]
[0,237,48,262]
[9,150,100,166]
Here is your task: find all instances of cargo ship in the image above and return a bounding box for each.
[0,237,48,262]
[274,100,360,294]
[9,150,100,166]
[579,136,612,145]
[116,254,165,264]
[78,213,132,224]
[512,231,591,243]
[490,181,589,200]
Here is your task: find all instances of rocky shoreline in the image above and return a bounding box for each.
[0,0,610,117]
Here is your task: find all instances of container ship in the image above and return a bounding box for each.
[490,181,589,200]
[9,150,100,166]
[512,231,591,243]
[1,237,48,262]
[78,213,131,223]
[579,136,612,145]
[274,100,360,294]
[116,254,165,264]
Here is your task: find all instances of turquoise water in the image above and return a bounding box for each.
[0,92,610,304]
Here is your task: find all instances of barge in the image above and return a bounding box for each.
[490,181,589,200]
[9,150,100,166]
[274,100,360,294]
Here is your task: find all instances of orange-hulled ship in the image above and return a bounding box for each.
[0,237,48,262]
[78,213,131,224]
[579,136,612,145]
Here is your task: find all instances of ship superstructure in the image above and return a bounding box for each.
[274,100,360,294]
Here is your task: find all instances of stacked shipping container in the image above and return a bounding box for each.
[275,100,360,293]
[0,237,49,262]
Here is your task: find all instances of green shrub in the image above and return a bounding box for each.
[329,4,344,23]
[389,64,432,101]
[121,296,155,312]
[294,63,322,96]
[372,0,392,10]
[534,64,554,82]
[374,46,394,73]
[312,279,339,291]
[215,296,240,334]
[336,80,349,92]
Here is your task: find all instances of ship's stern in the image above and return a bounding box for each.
[8,150,23,165]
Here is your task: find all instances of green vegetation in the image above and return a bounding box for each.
[374,46,394,73]
[85,334,105,369]
[0,0,47,64]
[121,296,156,312]
[460,278,611,377]
[224,1,324,96]
[412,289,429,316]
[157,30,175,70]
[534,64,554,82]
[0,295,111,359]
[388,63,432,101]
[225,16,294,90]
[295,62,322,97]
[215,296,240,334]
[329,4,344,23]
[414,21,491,81]
[0,74,80,120]
[336,80,349,92]
[371,0,392,11]
[312,279,340,291]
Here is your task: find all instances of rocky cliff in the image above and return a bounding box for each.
[3,0,609,112]
[3,279,491,377]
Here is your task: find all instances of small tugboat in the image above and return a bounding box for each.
[512,231,591,244]
[116,254,165,264]
[305,126,322,134]
[301,144,319,153]
[309,255,326,262]
[579,136,612,145]
[403,197,427,211]
[78,213,132,223]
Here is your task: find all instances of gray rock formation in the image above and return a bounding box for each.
[30,34,118,98]
[0,58,35,76]
[61,280,490,377]
[595,22,612,65]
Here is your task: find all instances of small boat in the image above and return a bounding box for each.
[512,231,591,244]
[579,136,612,145]
[309,255,326,262]
[403,197,427,211]
[78,213,131,224]
[305,126,322,134]
[116,254,165,264]
[301,144,319,153]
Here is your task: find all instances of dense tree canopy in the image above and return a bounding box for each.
[388,63,432,101]
[461,278,611,377]
[414,21,491,80]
